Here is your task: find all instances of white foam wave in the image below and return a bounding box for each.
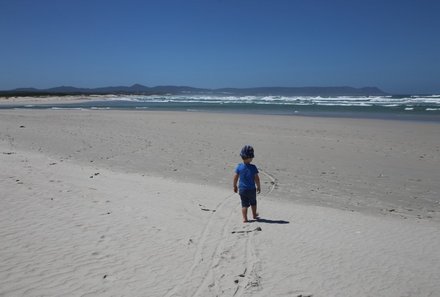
[95,94,440,109]
[51,107,84,110]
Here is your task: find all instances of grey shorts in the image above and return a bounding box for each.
[239,189,257,208]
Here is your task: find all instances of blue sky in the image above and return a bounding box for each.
[1,0,439,94]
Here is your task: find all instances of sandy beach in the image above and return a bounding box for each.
[0,95,116,106]
[1,108,439,296]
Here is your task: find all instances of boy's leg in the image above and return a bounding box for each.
[251,204,258,219]
[242,207,248,223]
[250,189,258,219]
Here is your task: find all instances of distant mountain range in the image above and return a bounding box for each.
[0,84,388,96]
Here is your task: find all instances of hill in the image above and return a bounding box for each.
[0,84,388,97]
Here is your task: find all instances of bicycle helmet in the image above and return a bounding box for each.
[240,145,255,158]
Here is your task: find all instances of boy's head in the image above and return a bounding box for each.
[240,145,254,162]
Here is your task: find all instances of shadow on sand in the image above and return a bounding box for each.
[252,218,290,224]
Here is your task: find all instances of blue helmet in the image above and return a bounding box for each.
[240,145,255,158]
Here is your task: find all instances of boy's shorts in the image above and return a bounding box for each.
[239,189,257,208]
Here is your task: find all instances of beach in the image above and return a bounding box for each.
[1,108,439,296]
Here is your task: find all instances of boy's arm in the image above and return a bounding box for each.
[255,174,261,194]
[233,173,239,193]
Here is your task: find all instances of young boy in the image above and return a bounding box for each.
[233,145,261,223]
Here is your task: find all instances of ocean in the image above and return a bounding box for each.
[2,94,440,121]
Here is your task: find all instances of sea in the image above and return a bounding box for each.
[2,94,440,122]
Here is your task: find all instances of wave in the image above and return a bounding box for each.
[2,94,439,119]
[90,107,111,110]
[51,107,85,110]
[104,94,440,108]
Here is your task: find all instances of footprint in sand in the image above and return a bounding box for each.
[201,208,216,212]
[199,204,216,212]
[2,152,16,155]
[231,227,262,234]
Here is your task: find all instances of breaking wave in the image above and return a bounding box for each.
[107,94,440,109]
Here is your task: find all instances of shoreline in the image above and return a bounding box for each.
[1,95,439,123]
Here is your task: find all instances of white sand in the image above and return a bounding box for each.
[1,109,438,220]
[0,95,115,105]
[1,109,439,296]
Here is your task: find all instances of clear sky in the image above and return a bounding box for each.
[1,0,439,94]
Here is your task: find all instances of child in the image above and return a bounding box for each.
[233,145,261,223]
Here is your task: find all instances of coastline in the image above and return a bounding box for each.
[1,108,439,296]
[1,95,440,123]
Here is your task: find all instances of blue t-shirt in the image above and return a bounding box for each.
[235,163,259,190]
